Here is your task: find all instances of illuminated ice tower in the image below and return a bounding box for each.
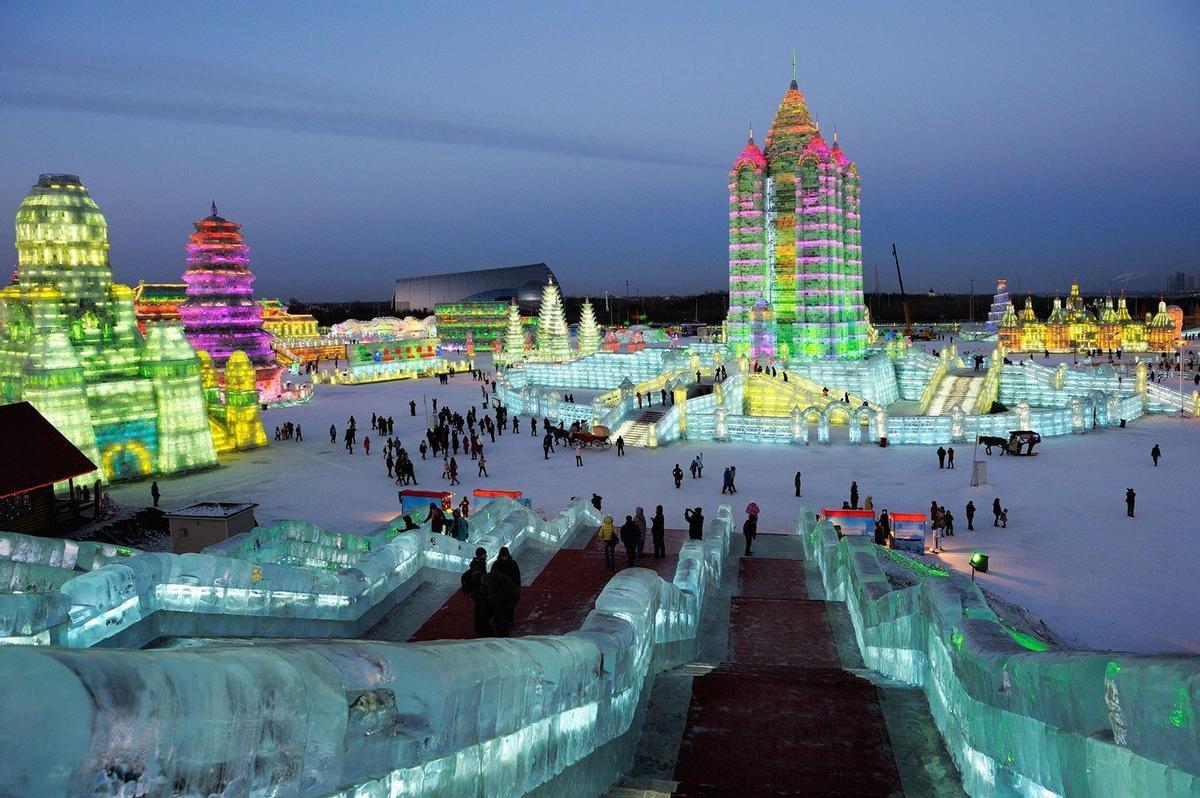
[0,174,219,481]
[727,62,866,360]
[180,204,281,400]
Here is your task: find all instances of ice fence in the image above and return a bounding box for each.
[0,506,732,797]
[798,508,1200,797]
[0,497,597,648]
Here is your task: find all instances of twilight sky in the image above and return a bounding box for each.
[1,1,1197,300]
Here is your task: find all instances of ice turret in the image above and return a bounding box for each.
[141,324,219,474]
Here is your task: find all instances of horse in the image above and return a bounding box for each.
[978,435,1007,455]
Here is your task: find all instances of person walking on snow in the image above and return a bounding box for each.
[477,454,488,477]
[937,446,946,469]
[1151,444,1161,466]
[573,442,583,467]
[696,453,704,478]
[673,464,684,488]
[616,436,625,456]
[794,471,802,497]
[330,424,337,444]
[150,481,160,508]
[1126,488,1136,517]
[598,516,618,571]
[992,497,1003,526]
[363,437,371,455]
[947,447,955,469]
[965,500,976,531]
[448,457,460,486]
[410,400,416,416]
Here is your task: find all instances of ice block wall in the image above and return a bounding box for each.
[0,498,599,648]
[798,508,1200,797]
[0,509,732,797]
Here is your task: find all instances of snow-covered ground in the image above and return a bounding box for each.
[106,357,1200,656]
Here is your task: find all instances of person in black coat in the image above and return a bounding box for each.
[673,464,684,488]
[485,567,519,637]
[1151,444,1161,466]
[1125,488,1136,517]
[742,513,757,556]
[937,446,946,469]
[992,497,1003,526]
[685,507,704,540]
[619,515,641,567]
[492,547,521,601]
[461,549,492,638]
[965,501,975,531]
[651,505,666,558]
[794,471,802,497]
[591,493,603,512]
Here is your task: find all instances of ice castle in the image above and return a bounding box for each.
[726,66,867,361]
[0,174,266,481]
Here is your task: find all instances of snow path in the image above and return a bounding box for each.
[106,359,1200,655]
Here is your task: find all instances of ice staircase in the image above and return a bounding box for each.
[926,371,984,416]
[611,409,665,447]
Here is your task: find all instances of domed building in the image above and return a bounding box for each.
[179,204,282,401]
[0,174,219,481]
[727,67,866,361]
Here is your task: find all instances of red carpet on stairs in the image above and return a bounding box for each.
[672,557,905,797]
[408,529,689,641]
[728,598,842,668]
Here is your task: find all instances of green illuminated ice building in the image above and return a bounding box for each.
[0,174,218,482]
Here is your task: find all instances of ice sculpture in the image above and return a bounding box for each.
[798,507,1200,797]
[0,507,734,797]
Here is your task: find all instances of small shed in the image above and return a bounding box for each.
[166,502,258,553]
[0,402,97,534]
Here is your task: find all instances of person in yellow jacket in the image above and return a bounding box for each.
[598,515,618,571]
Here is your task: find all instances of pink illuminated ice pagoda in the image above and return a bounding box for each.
[179,203,281,400]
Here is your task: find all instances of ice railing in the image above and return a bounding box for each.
[798,507,1200,797]
[0,498,599,648]
[0,506,732,798]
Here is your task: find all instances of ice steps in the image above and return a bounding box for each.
[604,777,679,797]
[611,409,665,447]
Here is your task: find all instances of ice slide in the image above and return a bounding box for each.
[0,509,734,797]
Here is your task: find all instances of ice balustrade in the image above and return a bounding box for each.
[0,507,732,798]
[505,350,675,391]
[792,352,900,406]
[798,508,1200,797]
[892,354,938,402]
[1145,381,1200,415]
[0,498,599,648]
[651,401,685,446]
[0,530,140,572]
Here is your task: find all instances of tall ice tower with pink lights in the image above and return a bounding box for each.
[179,204,281,400]
[727,62,866,361]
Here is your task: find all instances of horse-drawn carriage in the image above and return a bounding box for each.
[571,426,612,450]
[978,430,1041,456]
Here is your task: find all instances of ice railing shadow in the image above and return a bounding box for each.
[0,497,598,648]
[798,507,1200,797]
[0,505,732,797]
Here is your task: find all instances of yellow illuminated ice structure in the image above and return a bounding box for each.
[742,370,865,417]
[1,175,223,483]
[198,350,267,452]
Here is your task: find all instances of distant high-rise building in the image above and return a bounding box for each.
[727,67,865,361]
